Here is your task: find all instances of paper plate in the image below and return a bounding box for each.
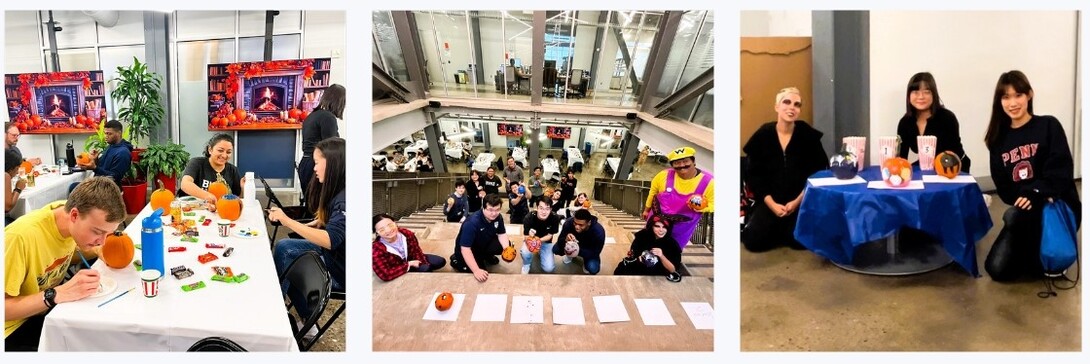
[234,228,261,239]
[89,276,118,298]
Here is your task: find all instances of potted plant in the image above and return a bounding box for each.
[111,57,165,165]
[139,143,190,193]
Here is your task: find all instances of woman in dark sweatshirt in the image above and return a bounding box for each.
[984,70,1081,282]
[896,72,972,172]
[741,87,829,252]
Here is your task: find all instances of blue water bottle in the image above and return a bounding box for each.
[141,208,165,275]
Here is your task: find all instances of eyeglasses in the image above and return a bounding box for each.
[6,132,19,137]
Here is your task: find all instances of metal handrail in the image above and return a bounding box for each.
[373,176,468,183]
[594,181,650,189]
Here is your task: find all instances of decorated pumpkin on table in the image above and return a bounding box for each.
[150,181,174,215]
[101,231,135,269]
[208,180,229,200]
[829,145,858,180]
[76,152,92,166]
[934,151,962,179]
[435,292,454,311]
[216,194,243,221]
[881,157,913,188]
[501,245,518,262]
[21,161,33,174]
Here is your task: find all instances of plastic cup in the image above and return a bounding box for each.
[141,269,162,298]
[218,220,231,237]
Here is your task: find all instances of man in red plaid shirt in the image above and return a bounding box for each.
[372,214,446,281]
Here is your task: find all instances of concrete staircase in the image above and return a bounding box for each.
[591,201,714,279]
[395,205,445,239]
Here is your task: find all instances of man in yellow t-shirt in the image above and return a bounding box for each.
[643,147,715,249]
[4,177,125,351]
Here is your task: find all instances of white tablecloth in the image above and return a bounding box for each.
[606,157,630,179]
[512,147,528,167]
[566,147,584,167]
[472,153,497,173]
[10,169,90,218]
[445,142,466,160]
[40,200,298,352]
[404,140,429,155]
[541,159,561,180]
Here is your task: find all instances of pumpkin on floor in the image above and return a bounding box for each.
[150,180,174,216]
[935,151,962,179]
[435,292,454,311]
[101,231,134,269]
[216,194,242,221]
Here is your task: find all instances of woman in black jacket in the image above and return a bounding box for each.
[299,84,345,198]
[896,72,972,172]
[741,87,828,252]
[983,70,1081,282]
[614,216,682,277]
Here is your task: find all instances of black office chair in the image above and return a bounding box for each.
[187,337,248,351]
[281,251,332,352]
[259,175,314,248]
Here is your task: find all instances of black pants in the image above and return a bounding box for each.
[985,207,1045,282]
[5,313,46,351]
[741,201,802,252]
[297,156,315,200]
[411,254,448,272]
[450,239,503,272]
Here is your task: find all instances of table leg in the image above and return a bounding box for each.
[832,229,953,276]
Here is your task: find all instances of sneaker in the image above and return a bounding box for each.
[582,267,590,274]
[521,265,531,274]
[562,256,572,264]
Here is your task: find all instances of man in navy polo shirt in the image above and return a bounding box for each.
[450,193,512,282]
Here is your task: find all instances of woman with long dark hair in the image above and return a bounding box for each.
[179,133,244,204]
[269,137,347,317]
[983,71,1080,282]
[896,72,971,172]
[465,169,485,213]
[298,84,345,198]
[614,215,682,277]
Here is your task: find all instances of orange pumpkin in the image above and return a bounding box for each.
[216,194,242,221]
[150,180,175,216]
[435,292,454,311]
[208,180,229,200]
[101,231,135,269]
[233,108,247,121]
[21,161,33,174]
[76,152,92,165]
[288,108,302,120]
[582,200,591,209]
[881,157,913,188]
[934,151,962,179]
[501,245,517,262]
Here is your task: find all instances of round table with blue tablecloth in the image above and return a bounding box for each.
[794,166,993,276]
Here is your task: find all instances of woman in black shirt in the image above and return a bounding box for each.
[983,70,1081,282]
[896,72,971,172]
[299,84,344,196]
[741,87,828,252]
[614,216,682,277]
[466,170,485,213]
[179,133,244,205]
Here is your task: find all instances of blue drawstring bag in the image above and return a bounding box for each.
[1039,200,1079,298]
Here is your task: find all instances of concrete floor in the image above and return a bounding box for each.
[740,190,1082,351]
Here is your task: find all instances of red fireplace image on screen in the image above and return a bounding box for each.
[207,58,332,131]
[4,71,106,134]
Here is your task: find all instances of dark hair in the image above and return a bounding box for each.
[483,193,503,208]
[534,166,542,172]
[316,84,346,119]
[567,169,574,176]
[104,119,124,133]
[985,70,1035,148]
[487,166,495,172]
[573,208,593,222]
[534,196,552,208]
[372,213,395,233]
[203,133,235,158]
[313,137,346,226]
[646,215,674,233]
[470,170,481,179]
[5,149,21,174]
[904,72,944,118]
[455,179,465,188]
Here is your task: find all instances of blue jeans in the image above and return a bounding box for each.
[273,238,342,319]
[520,242,555,273]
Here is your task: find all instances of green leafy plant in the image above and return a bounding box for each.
[139,143,190,178]
[83,120,130,153]
[111,57,164,146]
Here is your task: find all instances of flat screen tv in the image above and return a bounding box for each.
[5,70,107,134]
[546,126,571,139]
[207,58,332,131]
[497,122,523,137]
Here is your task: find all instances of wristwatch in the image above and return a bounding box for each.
[43,288,57,308]
[12,188,21,194]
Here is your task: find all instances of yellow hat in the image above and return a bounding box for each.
[667,147,696,162]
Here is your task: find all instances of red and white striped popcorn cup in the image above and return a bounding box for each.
[917,135,938,171]
[877,136,899,167]
[141,269,162,298]
[842,136,867,171]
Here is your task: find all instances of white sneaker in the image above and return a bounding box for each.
[563,256,572,264]
[582,267,590,274]
[521,265,530,274]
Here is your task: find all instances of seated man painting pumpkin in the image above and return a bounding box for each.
[4,177,125,351]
